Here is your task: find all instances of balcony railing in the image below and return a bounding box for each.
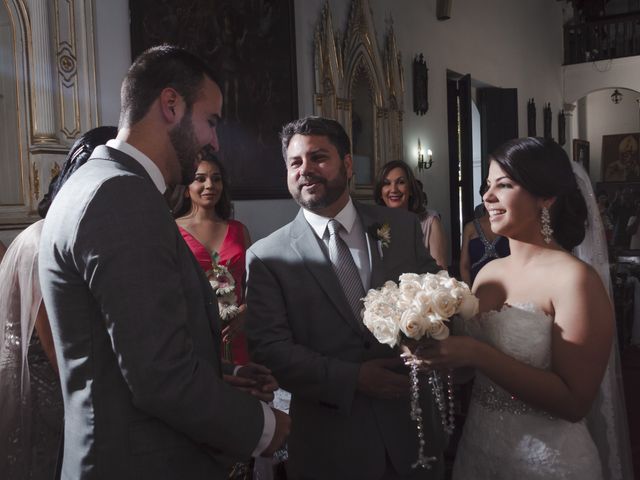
[564,13,640,65]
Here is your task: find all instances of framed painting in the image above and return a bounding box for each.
[572,139,589,172]
[130,0,298,199]
[595,181,640,248]
[601,133,640,182]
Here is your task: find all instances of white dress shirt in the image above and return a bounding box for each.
[303,197,372,290]
[106,139,167,193]
[105,139,275,456]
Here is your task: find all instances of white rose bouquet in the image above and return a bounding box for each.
[363,271,479,347]
[362,270,479,469]
[206,252,241,361]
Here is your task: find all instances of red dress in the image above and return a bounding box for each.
[178,220,249,364]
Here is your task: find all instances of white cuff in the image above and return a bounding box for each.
[251,401,275,457]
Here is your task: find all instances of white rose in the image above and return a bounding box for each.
[432,288,457,318]
[368,299,395,318]
[383,280,398,290]
[420,274,441,292]
[363,312,400,347]
[412,290,434,316]
[457,292,480,320]
[427,318,450,340]
[440,277,457,290]
[399,280,422,301]
[399,273,421,284]
[435,270,451,280]
[396,298,413,311]
[399,308,427,340]
[450,286,469,302]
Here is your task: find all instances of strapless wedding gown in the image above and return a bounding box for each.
[453,304,603,480]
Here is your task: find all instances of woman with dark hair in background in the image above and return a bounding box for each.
[175,147,251,365]
[418,137,633,479]
[0,126,117,480]
[374,160,448,269]
[459,182,510,287]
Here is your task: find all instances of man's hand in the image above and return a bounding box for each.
[357,357,410,400]
[260,408,290,457]
[225,362,279,402]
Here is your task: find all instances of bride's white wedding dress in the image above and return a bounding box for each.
[453,303,603,480]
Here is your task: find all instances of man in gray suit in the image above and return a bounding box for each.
[39,45,288,479]
[245,116,445,479]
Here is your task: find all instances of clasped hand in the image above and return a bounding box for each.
[357,357,410,400]
[223,362,279,402]
[412,336,476,371]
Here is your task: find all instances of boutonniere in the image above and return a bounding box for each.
[368,222,391,249]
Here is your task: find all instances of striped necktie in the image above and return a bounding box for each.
[327,219,365,321]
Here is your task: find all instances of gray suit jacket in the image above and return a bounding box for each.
[39,146,264,480]
[245,202,444,480]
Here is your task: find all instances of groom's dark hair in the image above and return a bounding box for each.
[119,44,217,128]
[280,116,351,161]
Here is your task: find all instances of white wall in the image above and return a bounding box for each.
[564,56,640,104]
[582,88,640,182]
[94,0,131,126]
[93,0,566,243]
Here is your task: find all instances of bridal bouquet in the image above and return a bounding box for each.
[362,271,479,469]
[206,253,240,361]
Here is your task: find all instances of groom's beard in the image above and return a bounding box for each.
[169,111,200,185]
[290,163,348,212]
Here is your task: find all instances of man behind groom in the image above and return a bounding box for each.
[39,45,288,479]
[245,116,445,479]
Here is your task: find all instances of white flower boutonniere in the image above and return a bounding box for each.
[368,222,391,251]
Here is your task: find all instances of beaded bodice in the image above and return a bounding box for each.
[466,303,553,416]
[453,304,603,480]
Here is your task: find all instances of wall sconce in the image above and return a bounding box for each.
[417,139,433,171]
[611,89,623,104]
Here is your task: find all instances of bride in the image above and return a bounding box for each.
[418,137,633,479]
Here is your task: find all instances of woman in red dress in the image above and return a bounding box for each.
[176,149,251,364]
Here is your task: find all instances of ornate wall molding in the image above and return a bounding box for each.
[314,0,404,197]
[0,0,98,226]
[27,0,58,144]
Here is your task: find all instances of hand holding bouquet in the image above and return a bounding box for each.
[362,270,479,469]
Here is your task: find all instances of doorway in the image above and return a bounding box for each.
[446,71,518,277]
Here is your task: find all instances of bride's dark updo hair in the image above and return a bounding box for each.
[490,137,587,251]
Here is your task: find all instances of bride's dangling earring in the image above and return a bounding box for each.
[540,206,553,244]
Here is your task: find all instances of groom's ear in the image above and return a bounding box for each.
[343,153,354,180]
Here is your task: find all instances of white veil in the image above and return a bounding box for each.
[571,162,634,480]
[0,220,44,478]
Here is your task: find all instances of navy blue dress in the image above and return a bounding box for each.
[468,219,510,285]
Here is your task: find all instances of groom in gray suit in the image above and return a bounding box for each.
[39,45,288,479]
[245,116,445,479]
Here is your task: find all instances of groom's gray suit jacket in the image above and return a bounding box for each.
[246,203,445,480]
[39,146,264,480]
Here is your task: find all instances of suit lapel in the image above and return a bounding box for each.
[290,210,363,335]
[355,202,387,290]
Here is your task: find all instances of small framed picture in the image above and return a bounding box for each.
[573,139,590,172]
